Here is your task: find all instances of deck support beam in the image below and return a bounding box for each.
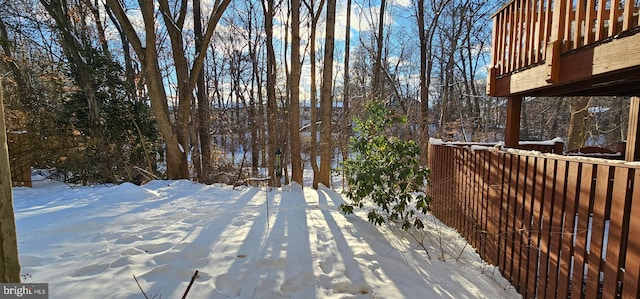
[505,96,522,148]
[626,96,640,161]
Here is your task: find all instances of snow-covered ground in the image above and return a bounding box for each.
[13,174,521,298]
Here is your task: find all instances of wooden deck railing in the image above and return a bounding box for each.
[490,0,640,78]
[429,142,640,298]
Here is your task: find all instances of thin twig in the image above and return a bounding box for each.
[406,229,432,260]
[232,154,248,189]
[134,166,159,181]
[181,270,199,299]
[431,214,446,261]
[455,241,469,262]
[133,274,150,299]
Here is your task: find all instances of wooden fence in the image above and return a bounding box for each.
[429,143,640,298]
[8,132,31,187]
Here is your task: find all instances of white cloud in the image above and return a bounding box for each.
[390,0,413,8]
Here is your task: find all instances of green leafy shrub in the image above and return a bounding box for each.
[340,102,431,230]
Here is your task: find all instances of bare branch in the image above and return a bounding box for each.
[181,270,199,299]
[104,0,144,57]
[133,274,150,299]
[188,0,232,91]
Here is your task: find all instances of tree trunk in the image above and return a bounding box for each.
[317,0,337,188]
[372,0,386,99]
[0,78,21,283]
[190,99,201,181]
[308,0,325,187]
[567,96,592,151]
[416,0,451,162]
[263,0,278,186]
[82,0,110,56]
[147,57,189,179]
[194,0,213,181]
[103,5,137,99]
[550,99,564,139]
[341,0,352,169]
[106,0,229,180]
[159,0,197,180]
[289,0,303,185]
[417,0,429,162]
[248,11,261,175]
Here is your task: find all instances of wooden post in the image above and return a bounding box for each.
[505,96,522,148]
[487,16,498,96]
[545,40,561,83]
[545,0,567,83]
[622,0,635,31]
[0,77,22,282]
[554,141,564,154]
[626,96,640,162]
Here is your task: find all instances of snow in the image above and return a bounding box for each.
[518,137,563,145]
[430,137,562,147]
[13,175,520,298]
[469,144,496,152]
[588,107,610,114]
[429,138,445,145]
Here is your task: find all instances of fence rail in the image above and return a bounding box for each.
[428,143,640,298]
[8,132,31,187]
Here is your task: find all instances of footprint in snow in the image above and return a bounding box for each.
[215,274,241,297]
[319,260,333,274]
[120,248,144,256]
[333,281,371,295]
[280,271,314,294]
[70,263,110,277]
[115,234,143,244]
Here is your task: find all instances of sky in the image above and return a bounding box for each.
[96,0,496,107]
[100,0,429,104]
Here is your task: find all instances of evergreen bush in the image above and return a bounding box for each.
[340,102,431,230]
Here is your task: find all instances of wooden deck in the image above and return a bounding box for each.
[432,4,640,297]
[487,0,640,97]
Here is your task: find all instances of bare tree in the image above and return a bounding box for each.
[436,2,466,139]
[104,3,138,99]
[105,0,230,179]
[457,0,493,137]
[416,0,451,162]
[239,0,266,175]
[567,97,592,150]
[371,0,387,99]
[317,0,337,188]
[289,0,303,184]
[193,0,213,182]
[39,0,100,130]
[304,0,326,186]
[262,0,279,186]
[340,0,353,164]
